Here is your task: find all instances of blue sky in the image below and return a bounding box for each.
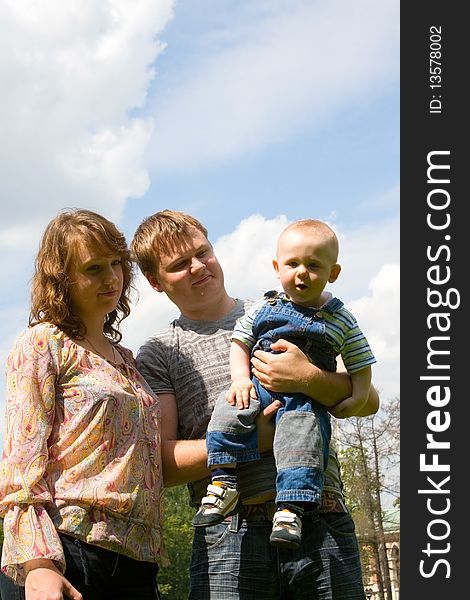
[0,0,399,443]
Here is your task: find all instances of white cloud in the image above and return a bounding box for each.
[347,264,400,400]
[332,217,400,302]
[0,224,44,249]
[0,0,174,241]
[215,214,289,297]
[120,273,180,352]
[0,0,175,442]
[0,1,399,445]
[150,0,398,171]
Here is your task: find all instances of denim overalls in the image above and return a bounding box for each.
[207,292,343,506]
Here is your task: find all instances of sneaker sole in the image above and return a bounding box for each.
[191,495,240,528]
[269,535,300,551]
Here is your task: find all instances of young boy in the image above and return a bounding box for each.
[192,219,376,549]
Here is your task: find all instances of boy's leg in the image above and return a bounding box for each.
[193,385,269,527]
[270,394,331,549]
[206,390,263,466]
[273,394,330,506]
[194,387,266,527]
[191,465,240,527]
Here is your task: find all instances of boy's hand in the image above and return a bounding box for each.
[225,377,257,409]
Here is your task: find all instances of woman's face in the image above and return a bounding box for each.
[67,240,124,323]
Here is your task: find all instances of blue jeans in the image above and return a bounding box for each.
[207,390,331,504]
[189,511,365,599]
[0,534,160,600]
[0,570,24,600]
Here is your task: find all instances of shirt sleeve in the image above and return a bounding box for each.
[325,308,377,374]
[136,336,174,397]
[0,325,65,584]
[231,298,265,349]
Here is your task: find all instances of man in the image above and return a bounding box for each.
[131,210,379,599]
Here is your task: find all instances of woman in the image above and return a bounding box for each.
[0,209,164,600]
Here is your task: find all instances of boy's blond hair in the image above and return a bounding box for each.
[279,219,339,263]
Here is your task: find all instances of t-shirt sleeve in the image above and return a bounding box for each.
[136,338,174,396]
[326,308,376,374]
[231,298,265,349]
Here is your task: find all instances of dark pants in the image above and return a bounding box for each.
[0,534,161,600]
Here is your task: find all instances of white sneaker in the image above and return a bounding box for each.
[269,509,302,550]
[191,483,240,527]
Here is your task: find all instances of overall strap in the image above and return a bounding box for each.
[263,289,283,306]
[321,297,344,314]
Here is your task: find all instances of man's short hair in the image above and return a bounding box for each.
[131,209,208,276]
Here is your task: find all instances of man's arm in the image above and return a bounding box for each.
[251,338,379,417]
[159,393,209,487]
[350,384,379,417]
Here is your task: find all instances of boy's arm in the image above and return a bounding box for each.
[251,338,379,416]
[226,339,257,408]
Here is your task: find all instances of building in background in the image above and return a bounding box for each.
[364,506,400,600]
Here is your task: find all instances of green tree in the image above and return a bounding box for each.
[157,485,195,599]
[337,397,400,600]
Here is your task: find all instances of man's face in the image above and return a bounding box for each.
[149,226,225,313]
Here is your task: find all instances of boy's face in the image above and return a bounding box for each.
[273,228,341,307]
[147,226,225,313]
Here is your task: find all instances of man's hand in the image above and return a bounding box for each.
[255,400,282,453]
[251,338,378,412]
[225,376,257,409]
[251,339,313,394]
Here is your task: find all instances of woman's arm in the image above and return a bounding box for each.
[0,327,65,585]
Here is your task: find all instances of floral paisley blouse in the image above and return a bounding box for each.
[0,323,164,584]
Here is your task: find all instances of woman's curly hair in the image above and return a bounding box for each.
[29,208,134,342]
